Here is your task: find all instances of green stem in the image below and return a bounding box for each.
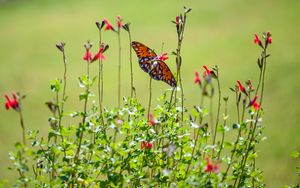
[117,31,121,108]
[147,78,152,120]
[236,48,267,187]
[128,31,134,98]
[212,75,221,147]
[18,109,26,146]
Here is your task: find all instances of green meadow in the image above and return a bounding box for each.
[0,0,299,186]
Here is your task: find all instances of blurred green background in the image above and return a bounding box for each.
[0,0,299,186]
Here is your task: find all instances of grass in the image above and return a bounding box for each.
[0,0,300,186]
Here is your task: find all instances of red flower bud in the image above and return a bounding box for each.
[237,80,247,95]
[254,34,263,48]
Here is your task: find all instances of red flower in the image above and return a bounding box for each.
[83,48,93,62]
[148,113,155,126]
[250,95,260,110]
[267,32,272,44]
[103,19,114,31]
[4,93,19,111]
[141,141,153,149]
[203,65,212,77]
[205,158,219,174]
[254,34,263,47]
[194,71,201,85]
[158,52,168,61]
[237,80,247,95]
[92,47,106,62]
[175,16,180,26]
[117,15,123,28]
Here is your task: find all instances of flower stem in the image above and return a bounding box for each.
[212,74,221,148]
[117,31,121,108]
[147,78,152,120]
[97,30,105,126]
[128,31,134,98]
[18,109,26,146]
[235,47,268,187]
[217,98,228,160]
[75,59,90,162]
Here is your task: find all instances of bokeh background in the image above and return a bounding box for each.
[0,0,299,186]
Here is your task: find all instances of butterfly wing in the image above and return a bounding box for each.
[149,60,177,87]
[131,41,157,73]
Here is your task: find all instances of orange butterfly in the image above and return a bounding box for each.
[131,41,177,87]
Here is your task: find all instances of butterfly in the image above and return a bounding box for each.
[131,41,177,87]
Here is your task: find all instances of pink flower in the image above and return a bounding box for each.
[203,65,212,77]
[158,52,168,61]
[83,49,93,62]
[148,113,155,126]
[254,34,263,47]
[117,15,123,28]
[117,118,123,125]
[250,95,260,110]
[141,141,153,149]
[194,71,201,85]
[237,80,247,95]
[103,19,114,31]
[267,32,272,44]
[205,158,219,174]
[92,46,106,62]
[4,93,19,111]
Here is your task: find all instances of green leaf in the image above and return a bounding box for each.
[290,151,300,158]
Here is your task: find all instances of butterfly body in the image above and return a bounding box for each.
[131,41,177,87]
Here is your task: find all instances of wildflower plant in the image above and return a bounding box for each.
[5,6,297,188]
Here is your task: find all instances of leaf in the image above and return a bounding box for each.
[290,151,300,158]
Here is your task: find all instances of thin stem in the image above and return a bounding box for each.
[117,31,121,108]
[128,31,134,98]
[217,99,228,160]
[18,109,26,146]
[147,78,152,120]
[97,30,104,122]
[75,60,90,162]
[59,50,67,129]
[212,75,221,147]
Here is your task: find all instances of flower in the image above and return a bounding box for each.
[117,15,123,28]
[203,65,212,77]
[254,34,263,48]
[194,71,201,85]
[205,158,219,174]
[158,52,168,61]
[249,95,260,110]
[175,16,180,26]
[103,18,115,31]
[83,50,93,62]
[148,113,155,126]
[4,93,19,111]
[237,80,247,95]
[92,46,106,62]
[141,141,153,149]
[117,118,123,125]
[267,32,272,44]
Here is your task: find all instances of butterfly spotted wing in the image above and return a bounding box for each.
[149,60,177,87]
[131,41,177,87]
[131,41,157,73]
